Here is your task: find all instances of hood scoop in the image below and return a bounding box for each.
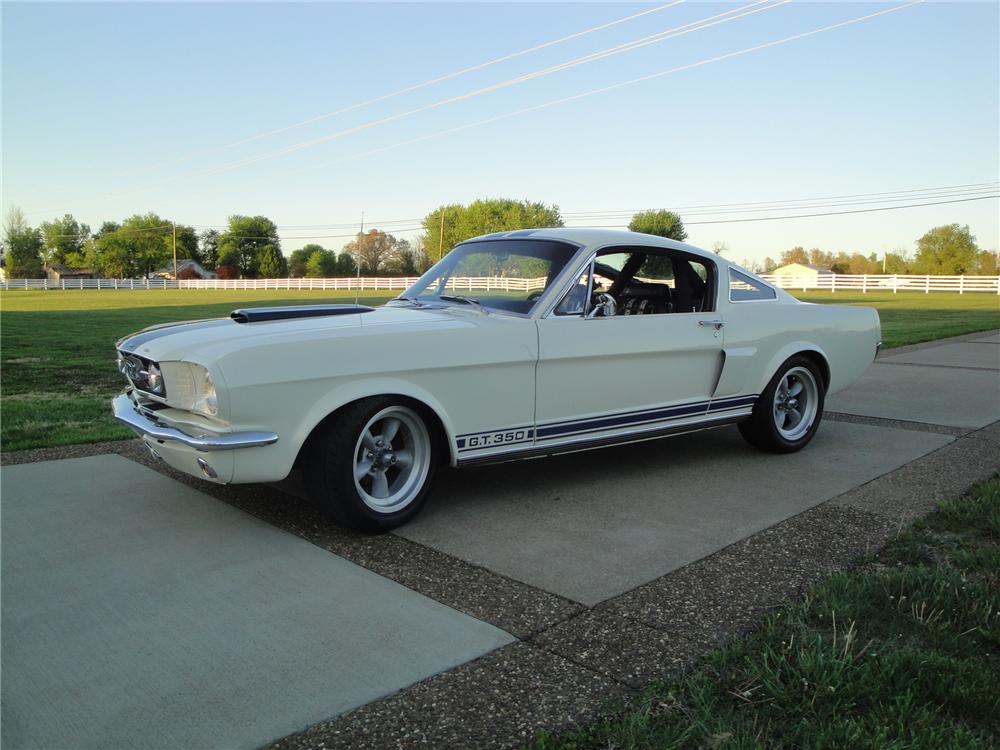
[230,304,374,324]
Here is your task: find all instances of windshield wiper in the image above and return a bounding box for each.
[387,295,423,306]
[439,294,488,314]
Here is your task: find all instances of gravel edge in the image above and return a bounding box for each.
[263,425,999,750]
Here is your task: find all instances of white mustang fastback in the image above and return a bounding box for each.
[113,228,881,529]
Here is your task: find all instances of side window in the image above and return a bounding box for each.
[729,268,777,302]
[607,251,676,316]
[554,269,590,316]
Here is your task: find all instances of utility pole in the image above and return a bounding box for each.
[438,210,445,261]
[172,223,178,280]
[354,210,364,305]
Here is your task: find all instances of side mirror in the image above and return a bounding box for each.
[586,293,617,319]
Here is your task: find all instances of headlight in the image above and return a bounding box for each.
[198,370,218,416]
[146,363,164,394]
[159,362,219,417]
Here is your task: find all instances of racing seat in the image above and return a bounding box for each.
[619,285,673,315]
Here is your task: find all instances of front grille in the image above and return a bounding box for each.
[117,351,166,397]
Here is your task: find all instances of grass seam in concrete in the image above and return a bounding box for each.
[824,411,969,436]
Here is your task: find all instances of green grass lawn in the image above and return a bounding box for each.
[529,479,1000,750]
[0,289,997,451]
[0,290,395,451]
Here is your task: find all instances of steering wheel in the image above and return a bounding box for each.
[525,290,544,303]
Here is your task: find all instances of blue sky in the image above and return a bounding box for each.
[3,1,997,264]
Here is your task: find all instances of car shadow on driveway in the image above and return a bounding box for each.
[397,421,951,605]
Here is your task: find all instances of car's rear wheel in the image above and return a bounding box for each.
[304,397,436,531]
[738,355,825,453]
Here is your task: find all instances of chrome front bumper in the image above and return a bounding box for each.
[112,393,279,451]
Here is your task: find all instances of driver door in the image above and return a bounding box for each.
[533,248,725,447]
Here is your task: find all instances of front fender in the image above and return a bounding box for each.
[291,377,460,467]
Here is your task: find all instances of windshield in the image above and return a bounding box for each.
[398,239,579,315]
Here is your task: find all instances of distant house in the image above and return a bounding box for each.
[772,262,834,284]
[46,264,97,282]
[152,259,216,280]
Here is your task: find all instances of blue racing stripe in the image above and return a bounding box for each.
[537,401,709,439]
[457,394,758,452]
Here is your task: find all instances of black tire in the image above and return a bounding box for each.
[304,397,437,531]
[738,355,826,454]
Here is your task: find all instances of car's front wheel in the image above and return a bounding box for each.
[304,398,436,531]
[738,355,825,453]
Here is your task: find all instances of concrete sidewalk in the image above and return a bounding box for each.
[827,329,1000,428]
[1,456,512,750]
[2,330,998,750]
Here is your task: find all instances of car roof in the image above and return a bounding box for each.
[465,227,721,262]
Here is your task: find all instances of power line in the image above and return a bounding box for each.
[137,0,790,189]
[48,193,997,242]
[276,0,926,186]
[44,180,994,239]
[48,227,425,241]
[565,194,999,227]
[23,3,688,214]
[562,187,1000,219]
[560,182,1000,216]
[33,0,925,216]
[221,2,685,150]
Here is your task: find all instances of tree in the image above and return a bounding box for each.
[389,239,429,275]
[2,208,44,278]
[883,249,912,274]
[711,241,728,256]
[289,243,325,277]
[846,253,877,274]
[808,248,835,269]
[257,244,287,277]
[628,209,686,242]
[305,249,338,277]
[174,225,200,264]
[762,257,778,273]
[421,199,563,259]
[344,229,408,275]
[779,246,809,266]
[92,213,172,278]
[914,224,980,274]
[94,221,120,239]
[40,214,90,266]
[200,229,220,271]
[421,204,465,262]
[336,251,357,276]
[216,215,281,277]
[975,250,998,275]
[92,231,133,278]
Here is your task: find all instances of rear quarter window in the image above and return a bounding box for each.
[729,268,777,302]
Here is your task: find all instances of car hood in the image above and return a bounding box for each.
[117,303,510,363]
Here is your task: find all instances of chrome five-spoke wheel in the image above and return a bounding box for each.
[772,366,819,441]
[353,406,431,513]
[304,397,438,531]
[739,354,826,454]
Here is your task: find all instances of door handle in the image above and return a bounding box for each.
[699,319,724,330]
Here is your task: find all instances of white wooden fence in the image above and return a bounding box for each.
[758,274,1000,294]
[0,275,549,292]
[2,273,997,293]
